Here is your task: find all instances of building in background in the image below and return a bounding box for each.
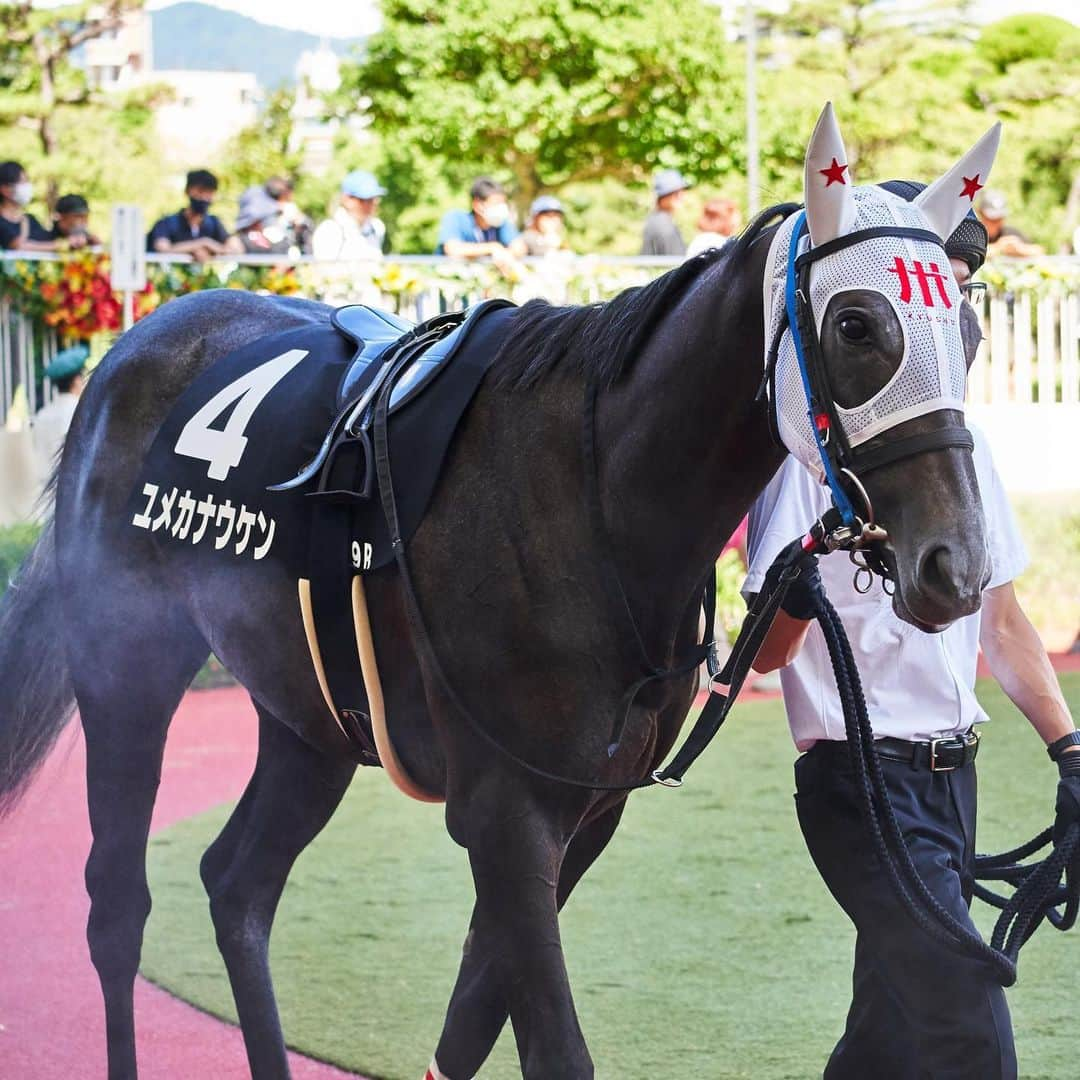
[83,10,153,90]
[153,70,261,162]
[291,43,342,178]
[80,10,260,165]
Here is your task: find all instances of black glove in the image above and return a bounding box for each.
[1053,754,1080,846]
[762,537,826,622]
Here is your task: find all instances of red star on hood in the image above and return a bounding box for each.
[960,174,984,201]
[819,157,848,187]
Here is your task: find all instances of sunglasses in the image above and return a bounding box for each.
[960,281,987,301]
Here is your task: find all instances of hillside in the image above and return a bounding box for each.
[150,2,363,88]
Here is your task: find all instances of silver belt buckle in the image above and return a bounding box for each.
[929,737,956,772]
[930,730,979,772]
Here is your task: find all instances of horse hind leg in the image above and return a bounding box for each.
[199,703,355,1080]
[73,600,209,1080]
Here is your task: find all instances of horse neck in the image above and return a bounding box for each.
[596,245,785,639]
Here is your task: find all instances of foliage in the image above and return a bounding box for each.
[318,4,1080,254]
[142,675,1080,1079]
[975,14,1080,74]
[715,549,748,646]
[0,523,42,595]
[214,88,302,201]
[749,5,1080,250]
[333,0,741,220]
[0,1,167,211]
[1011,494,1080,652]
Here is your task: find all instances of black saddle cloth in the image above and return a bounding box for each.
[128,299,519,581]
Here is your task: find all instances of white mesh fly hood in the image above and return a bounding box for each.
[763,187,967,481]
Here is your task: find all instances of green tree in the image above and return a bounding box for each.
[975,13,1080,73]
[0,2,152,206]
[756,0,977,183]
[215,87,304,208]
[333,0,741,217]
[969,17,1080,249]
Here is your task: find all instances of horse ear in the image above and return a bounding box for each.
[914,123,1002,241]
[804,102,856,247]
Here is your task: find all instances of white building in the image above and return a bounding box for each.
[291,44,371,178]
[81,10,261,164]
[83,10,153,90]
[152,70,261,163]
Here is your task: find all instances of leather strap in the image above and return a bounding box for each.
[850,426,974,475]
[795,226,944,268]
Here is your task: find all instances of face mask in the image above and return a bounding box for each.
[12,181,33,207]
[481,201,509,228]
[189,197,212,215]
[763,187,966,481]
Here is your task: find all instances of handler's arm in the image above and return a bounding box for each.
[752,610,811,674]
[979,582,1076,748]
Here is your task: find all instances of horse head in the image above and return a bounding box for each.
[765,104,1001,630]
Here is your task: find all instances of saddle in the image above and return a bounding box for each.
[129,296,520,798]
[271,301,509,501]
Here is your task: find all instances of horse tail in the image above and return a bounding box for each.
[0,514,76,816]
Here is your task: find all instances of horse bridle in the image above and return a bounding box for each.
[763,212,976,582]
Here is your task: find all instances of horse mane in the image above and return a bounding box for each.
[493,202,801,389]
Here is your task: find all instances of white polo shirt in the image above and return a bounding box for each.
[743,426,1028,749]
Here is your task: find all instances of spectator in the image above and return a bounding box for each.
[235,186,291,255]
[49,194,101,249]
[0,161,55,252]
[147,169,240,262]
[641,169,691,257]
[686,197,742,258]
[32,343,89,485]
[976,190,1043,258]
[265,175,312,254]
[312,170,388,260]
[521,195,570,256]
[437,177,526,272]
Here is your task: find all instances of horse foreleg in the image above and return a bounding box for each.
[199,704,355,1080]
[432,802,626,1079]
[437,779,600,1080]
[75,609,208,1080]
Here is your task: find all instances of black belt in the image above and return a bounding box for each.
[874,730,981,772]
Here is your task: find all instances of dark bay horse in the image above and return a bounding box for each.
[1,114,994,1078]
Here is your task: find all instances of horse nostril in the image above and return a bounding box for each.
[919,545,955,600]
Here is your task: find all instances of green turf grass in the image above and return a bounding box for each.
[142,674,1080,1079]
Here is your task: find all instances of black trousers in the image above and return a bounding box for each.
[794,741,1017,1080]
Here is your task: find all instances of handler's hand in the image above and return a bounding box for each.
[762,538,825,622]
[1053,757,1080,845]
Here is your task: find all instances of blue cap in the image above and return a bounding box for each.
[653,169,691,198]
[529,195,564,218]
[341,170,387,200]
[44,343,90,381]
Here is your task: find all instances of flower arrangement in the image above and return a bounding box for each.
[0,253,302,335]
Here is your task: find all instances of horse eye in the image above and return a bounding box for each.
[838,315,869,342]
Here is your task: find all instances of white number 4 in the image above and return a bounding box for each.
[174,349,308,481]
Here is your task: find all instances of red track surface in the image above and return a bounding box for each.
[0,686,361,1079]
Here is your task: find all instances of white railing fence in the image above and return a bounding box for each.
[3,252,1079,427]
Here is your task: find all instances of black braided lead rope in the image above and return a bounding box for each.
[815,593,1080,984]
[815,595,1018,985]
